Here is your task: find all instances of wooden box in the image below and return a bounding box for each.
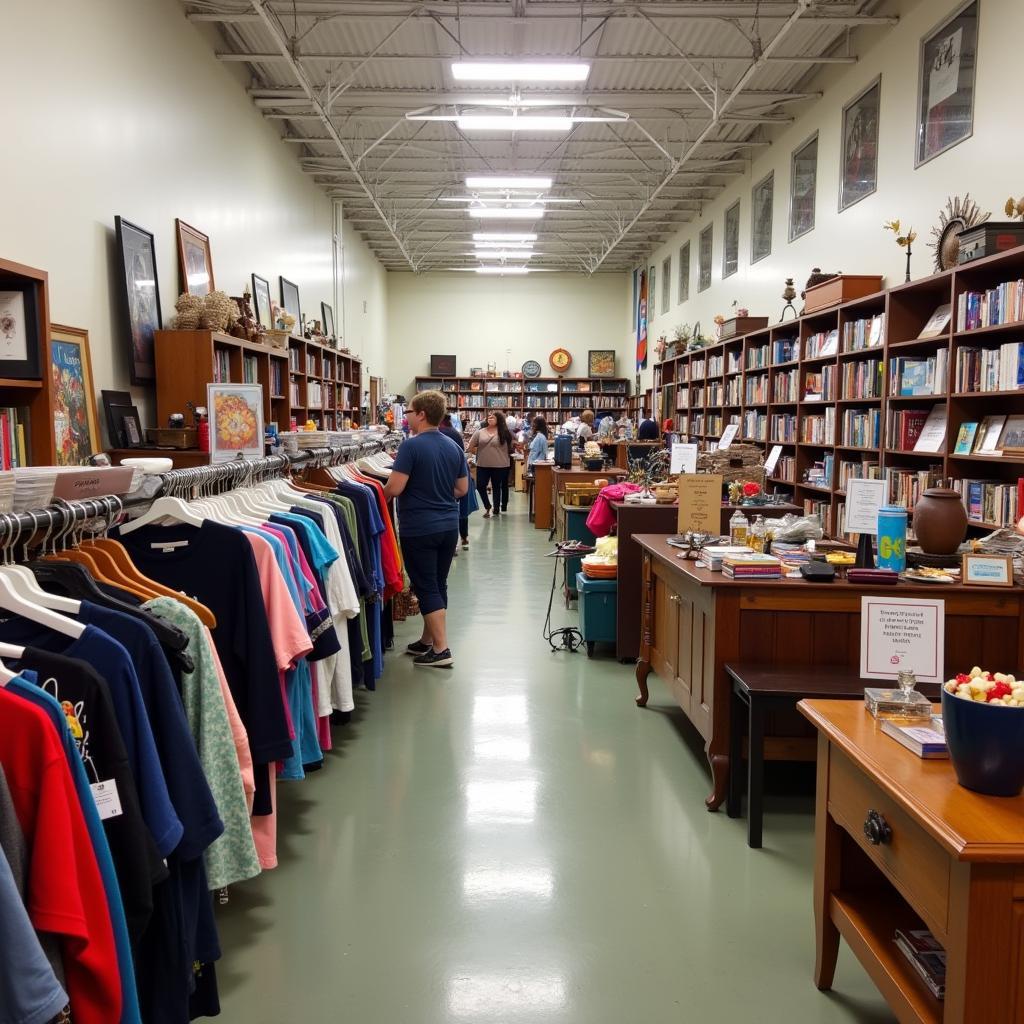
[564,482,600,506]
[720,315,769,340]
[803,274,883,314]
[956,223,1024,264]
[146,427,198,449]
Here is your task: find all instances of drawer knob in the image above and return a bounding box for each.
[863,809,892,846]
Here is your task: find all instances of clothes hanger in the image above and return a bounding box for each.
[116,488,205,535]
[0,512,81,613]
[0,639,24,684]
[0,568,85,638]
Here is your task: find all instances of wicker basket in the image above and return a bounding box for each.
[265,328,291,349]
[697,443,765,486]
[565,482,601,506]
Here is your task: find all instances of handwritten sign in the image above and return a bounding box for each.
[677,473,722,534]
[860,596,945,683]
[718,424,739,450]
[844,478,886,535]
[670,442,698,475]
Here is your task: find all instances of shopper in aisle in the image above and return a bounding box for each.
[526,415,549,470]
[467,411,513,518]
[384,391,468,668]
[440,413,476,550]
[577,409,596,446]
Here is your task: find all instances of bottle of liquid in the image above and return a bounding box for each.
[729,509,749,546]
[876,505,908,572]
[749,515,766,554]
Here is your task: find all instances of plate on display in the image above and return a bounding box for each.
[549,347,572,373]
[522,359,542,378]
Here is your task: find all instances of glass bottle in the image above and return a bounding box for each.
[749,515,766,553]
[729,509,749,546]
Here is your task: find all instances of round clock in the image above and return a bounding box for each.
[522,359,542,379]
[549,348,572,373]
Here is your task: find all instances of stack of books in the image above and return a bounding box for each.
[771,542,813,565]
[722,553,783,579]
[894,929,946,1000]
[956,278,1024,331]
[697,545,753,571]
[881,717,948,758]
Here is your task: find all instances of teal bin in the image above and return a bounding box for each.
[563,505,597,598]
[576,572,617,658]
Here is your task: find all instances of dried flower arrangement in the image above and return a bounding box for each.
[883,219,917,282]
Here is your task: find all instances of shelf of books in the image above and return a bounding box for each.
[650,242,1024,539]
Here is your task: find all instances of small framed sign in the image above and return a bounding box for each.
[431,354,456,377]
[962,553,1013,587]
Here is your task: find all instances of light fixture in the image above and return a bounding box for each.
[474,266,531,275]
[473,233,537,242]
[457,115,572,132]
[468,206,545,220]
[465,176,552,190]
[472,241,534,250]
[472,251,533,260]
[451,61,590,82]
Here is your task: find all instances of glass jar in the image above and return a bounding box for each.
[749,515,766,553]
[729,509,749,546]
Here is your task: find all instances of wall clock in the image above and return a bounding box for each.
[549,348,572,373]
[522,359,542,379]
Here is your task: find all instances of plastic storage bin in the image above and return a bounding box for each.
[576,572,617,657]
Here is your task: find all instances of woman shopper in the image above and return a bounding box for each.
[577,409,596,446]
[526,415,549,470]
[440,413,476,550]
[384,390,468,668]
[467,410,513,518]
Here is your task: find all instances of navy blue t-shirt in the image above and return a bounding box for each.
[392,429,467,536]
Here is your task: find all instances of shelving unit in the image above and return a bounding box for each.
[650,242,1024,538]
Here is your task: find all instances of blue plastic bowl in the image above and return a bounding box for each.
[941,687,1024,797]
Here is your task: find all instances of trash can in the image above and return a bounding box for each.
[576,572,617,657]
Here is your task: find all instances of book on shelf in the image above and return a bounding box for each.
[746,344,769,370]
[841,407,881,448]
[956,279,1024,332]
[975,414,1007,454]
[840,357,883,399]
[772,368,798,403]
[953,422,979,454]
[803,498,832,534]
[887,408,929,449]
[270,360,283,396]
[770,337,798,364]
[998,414,1024,452]
[800,407,835,444]
[804,328,838,359]
[805,453,834,488]
[951,477,1023,526]
[213,348,231,383]
[889,350,947,396]
[842,313,885,352]
[881,716,948,758]
[917,303,952,339]
[893,929,946,1000]
[745,373,769,404]
[913,405,947,453]
[770,412,797,443]
[838,456,880,489]
[885,464,942,508]
[0,408,29,470]
[954,341,1024,393]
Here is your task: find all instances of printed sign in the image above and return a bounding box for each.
[844,478,886,535]
[670,442,698,475]
[860,596,945,683]
[677,473,722,535]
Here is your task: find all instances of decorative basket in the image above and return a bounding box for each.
[145,427,198,449]
[265,328,291,349]
[697,443,766,487]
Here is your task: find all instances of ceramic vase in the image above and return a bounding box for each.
[912,487,967,555]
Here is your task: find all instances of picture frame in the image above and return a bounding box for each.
[121,408,143,448]
[115,217,162,385]
[279,276,301,336]
[997,414,1024,453]
[751,171,773,264]
[961,553,1013,588]
[677,241,690,304]
[0,271,42,380]
[660,255,670,314]
[648,264,657,315]
[723,200,740,279]
[101,389,143,449]
[588,350,616,378]
[251,274,273,330]
[916,0,979,167]
[788,132,817,241]
[208,382,265,464]
[50,324,100,466]
[698,223,713,292]
[321,301,335,339]
[840,77,881,211]
[175,219,215,297]
[430,354,457,376]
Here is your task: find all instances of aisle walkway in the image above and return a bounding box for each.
[217,495,892,1024]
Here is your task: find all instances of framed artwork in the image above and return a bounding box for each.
[115,217,162,385]
[648,264,656,316]
[208,383,265,463]
[430,354,456,376]
[998,414,1024,453]
[50,324,100,466]
[175,219,215,297]
[698,223,713,292]
[789,132,817,241]
[279,276,302,336]
[961,553,1013,587]
[101,390,142,449]
[588,350,616,378]
[251,274,273,330]
[723,200,740,278]
[916,0,978,167]
[840,77,881,211]
[751,172,774,263]
[0,274,41,380]
[321,301,335,339]
[677,241,690,304]
[660,256,670,314]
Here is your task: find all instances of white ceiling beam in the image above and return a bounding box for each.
[220,51,853,66]
[282,135,773,149]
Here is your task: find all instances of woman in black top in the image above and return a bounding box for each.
[440,414,475,549]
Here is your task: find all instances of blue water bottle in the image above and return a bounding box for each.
[876,505,908,572]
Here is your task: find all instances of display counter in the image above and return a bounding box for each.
[533,463,625,531]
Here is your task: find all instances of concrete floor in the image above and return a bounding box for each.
[216,494,893,1023]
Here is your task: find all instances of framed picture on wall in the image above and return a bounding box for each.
[677,241,690,304]
[588,350,616,378]
[251,274,273,330]
[916,0,978,166]
[698,223,713,292]
[321,301,335,339]
[0,273,41,380]
[840,77,881,211]
[789,132,817,241]
[115,216,162,385]
[279,276,302,336]
[661,256,670,313]
[175,219,215,297]
[208,383,265,463]
[723,200,740,279]
[50,324,100,465]
[648,264,656,316]
[751,172,774,263]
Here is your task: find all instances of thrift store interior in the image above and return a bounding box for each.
[4,1,1024,1022]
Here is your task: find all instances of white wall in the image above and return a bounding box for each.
[632,0,1016,390]
[3,0,386,435]
[387,272,633,398]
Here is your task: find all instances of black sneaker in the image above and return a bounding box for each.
[414,648,454,668]
[405,640,430,656]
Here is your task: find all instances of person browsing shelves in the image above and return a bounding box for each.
[467,410,513,518]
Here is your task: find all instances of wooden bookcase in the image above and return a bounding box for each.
[156,330,362,432]
[651,242,1024,538]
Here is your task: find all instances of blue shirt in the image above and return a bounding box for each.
[392,429,467,536]
[528,432,549,467]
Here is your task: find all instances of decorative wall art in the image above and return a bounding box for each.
[789,132,818,240]
[549,348,572,373]
[698,223,713,292]
[175,219,214,297]
[840,77,881,211]
[321,301,335,340]
[50,324,99,466]
[588,350,616,378]
[279,277,302,337]
[208,382,264,463]
[251,274,273,330]
[0,268,41,381]
[115,217,162,384]
[723,200,740,278]
[916,0,979,167]
[928,194,988,271]
[648,263,656,315]
[661,255,670,314]
[101,390,142,449]
[677,241,690,304]
[751,172,774,263]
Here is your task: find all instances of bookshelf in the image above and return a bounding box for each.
[650,242,1024,539]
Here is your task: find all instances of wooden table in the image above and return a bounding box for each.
[800,698,1024,1023]
[533,465,626,533]
[633,534,1024,811]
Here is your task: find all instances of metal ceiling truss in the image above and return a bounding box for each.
[182,0,892,273]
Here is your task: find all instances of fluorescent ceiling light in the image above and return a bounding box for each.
[468,206,545,220]
[472,238,533,247]
[473,233,537,242]
[457,115,572,132]
[474,265,531,275]
[466,176,552,190]
[451,61,590,82]
[473,251,533,260]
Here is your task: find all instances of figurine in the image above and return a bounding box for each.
[780,278,798,321]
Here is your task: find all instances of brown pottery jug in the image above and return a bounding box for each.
[912,487,968,555]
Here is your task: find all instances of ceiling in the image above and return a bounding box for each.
[181,0,894,274]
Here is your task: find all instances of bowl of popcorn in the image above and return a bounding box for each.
[941,668,1024,796]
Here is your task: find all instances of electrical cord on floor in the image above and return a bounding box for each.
[541,543,592,653]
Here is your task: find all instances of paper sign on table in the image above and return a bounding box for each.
[718,424,739,450]
[677,473,722,534]
[844,478,886,535]
[670,443,698,475]
[764,445,783,477]
[860,596,945,683]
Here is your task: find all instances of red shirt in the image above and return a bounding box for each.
[0,687,121,1024]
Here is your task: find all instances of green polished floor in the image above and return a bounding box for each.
[216,495,893,1023]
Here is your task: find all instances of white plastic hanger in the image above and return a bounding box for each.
[117,494,205,535]
[0,572,84,638]
[0,513,81,614]
[0,640,22,685]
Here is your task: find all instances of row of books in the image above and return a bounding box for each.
[725,377,742,404]
[953,341,1024,393]
[803,365,836,401]
[805,453,834,488]
[565,396,626,410]
[706,383,724,405]
[770,455,796,482]
[885,464,943,509]
[270,360,284,397]
[840,358,883,399]
[893,928,946,1001]
[306,353,319,375]
[707,354,724,377]
[242,354,259,384]
[801,407,836,445]
[745,373,769,404]
[0,408,29,470]
[953,414,1024,455]
[690,358,706,379]
[289,381,301,406]
[691,387,705,406]
[772,368,798,403]
[213,348,232,383]
[842,313,885,352]
[805,328,838,359]
[841,407,881,448]
[803,498,833,533]
[889,350,947,396]
[288,348,301,372]
[726,351,742,374]
[742,411,767,441]
[746,344,769,370]
[771,337,798,364]
[771,412,797,442]
[307,380,323,407]
[956,279,1024,331]
[950,477,1023,527]
[838,457,880,490]
[886,406,946,453]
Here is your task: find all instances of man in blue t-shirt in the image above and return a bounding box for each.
[384,390,468,667]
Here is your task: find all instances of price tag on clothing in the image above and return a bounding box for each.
[90,779,124,821]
